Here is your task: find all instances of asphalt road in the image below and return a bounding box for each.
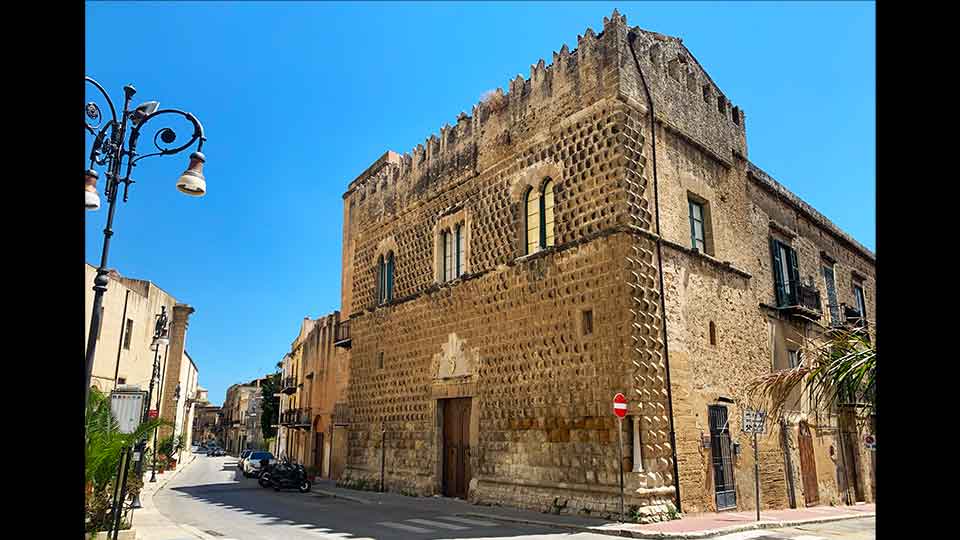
[154,455,875,540]
[154,455,594,540]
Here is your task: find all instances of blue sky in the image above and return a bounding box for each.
[85,2,875,406]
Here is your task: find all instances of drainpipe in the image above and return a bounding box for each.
[627,30,682,512]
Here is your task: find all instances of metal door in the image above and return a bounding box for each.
[709,405,737,510]
[798,421,820,506]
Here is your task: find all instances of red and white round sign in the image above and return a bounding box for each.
[613,393,627,418]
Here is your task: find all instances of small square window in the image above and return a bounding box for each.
[582,309,593,336]
[117,377,126,385]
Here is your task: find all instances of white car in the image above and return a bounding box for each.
[238,449,253,470]
[242,451,276,477]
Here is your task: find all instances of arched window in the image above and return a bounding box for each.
[455,224,464,277]
[525,187,539,254]
[385,252,394,303]
[542,179,555,248]
[376,255,385,303]
[377,253,395,304]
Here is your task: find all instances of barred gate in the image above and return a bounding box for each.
[709,405,737,510]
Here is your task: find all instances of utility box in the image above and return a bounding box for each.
[110,389,148,434]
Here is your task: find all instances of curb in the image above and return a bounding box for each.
[310,487,375,505]
[156,453,199,493]
[462,511,875,539]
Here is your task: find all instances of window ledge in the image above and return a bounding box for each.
[514,246,557,264]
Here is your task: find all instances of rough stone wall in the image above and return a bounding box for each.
[339,8,875,517]
[342,12,682,515]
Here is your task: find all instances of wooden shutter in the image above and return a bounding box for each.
[787,246,800,304]
[386,254,394,302]
[525,188,539,254]
[770,238,785,306]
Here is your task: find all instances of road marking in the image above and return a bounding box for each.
[436,516,499,527]
[407,518,470,530]
[792,536,827,540]
[714,531,770,540]
[378,521,434,533]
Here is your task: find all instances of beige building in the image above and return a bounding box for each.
[223,379,265,454]
[336,10,874,519]
[84,263,202,449]
[277,314,351,477]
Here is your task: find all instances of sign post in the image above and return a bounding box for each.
[742,408,766,522]
[613,393,627,523]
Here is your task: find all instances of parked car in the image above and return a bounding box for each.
[207,446,226,457]
[242,451,276,477]
[238,449,252,469]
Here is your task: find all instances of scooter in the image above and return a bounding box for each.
[265,459,311,493]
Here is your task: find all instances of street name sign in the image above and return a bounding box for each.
[742,409,766,433]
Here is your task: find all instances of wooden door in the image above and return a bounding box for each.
[442,398,471,499]
[797,421,819,506]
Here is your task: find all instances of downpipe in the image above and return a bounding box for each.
[627,30,683,513]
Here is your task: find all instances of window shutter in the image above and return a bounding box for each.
[455,225,462,277]
[787,246,800,304]
[386,254,394,302]
[689,201,697,248]
[770,238,785,306]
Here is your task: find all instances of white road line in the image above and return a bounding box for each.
[407,518,470,530]
[714,531,771,540]
[436,516,499,527]
[378,521,434,533]
[792,536,827,540]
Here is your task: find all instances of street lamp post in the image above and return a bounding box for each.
[84,76,208,409]
[134,307,170,492]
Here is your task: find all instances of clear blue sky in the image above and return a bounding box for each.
[85,2,875,406]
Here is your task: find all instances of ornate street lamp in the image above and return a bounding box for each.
[84,76,207,409]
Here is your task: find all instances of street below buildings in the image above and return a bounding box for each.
[150,455,875,540]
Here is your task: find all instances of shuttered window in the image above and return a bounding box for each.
[689,200,706,251]
[542,179,555,248]
[385,253,394,302]
[443,230,453,281]
[525,188,539,254]
[455,224,464,277]
[770,239,799,307]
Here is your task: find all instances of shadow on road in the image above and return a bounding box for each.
[166,481,569,540]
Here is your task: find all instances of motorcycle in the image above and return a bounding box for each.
[261,458,311,493]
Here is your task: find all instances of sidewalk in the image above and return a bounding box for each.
[131,451,200,540]
[311,480,874,539]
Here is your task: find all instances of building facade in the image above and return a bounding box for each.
[337,11,875,518]
[193,404,222,446]
[84,263,202,449]
[223,380,264,454]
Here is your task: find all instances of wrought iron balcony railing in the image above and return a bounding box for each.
[775,281,823,318]
[281,376,298,395]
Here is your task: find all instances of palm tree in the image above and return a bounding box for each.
[746,326,875,428]
[85,387,170,533]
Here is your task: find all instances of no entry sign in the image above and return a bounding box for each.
[613,393,627,418]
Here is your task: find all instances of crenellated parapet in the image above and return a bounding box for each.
[621,26,747,164]
[345,9,747,222]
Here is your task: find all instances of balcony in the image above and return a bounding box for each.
[281,376,298,395]
[776,281,822,320]
[280,409,297,426]
[334,319,351,348]
[294,408,312,429]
